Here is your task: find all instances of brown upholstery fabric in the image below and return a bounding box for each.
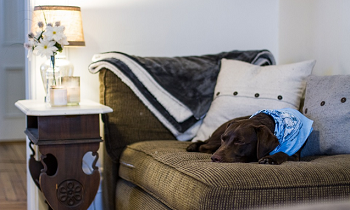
[99,68,175,161]
[119,140,350,210]
[116,179,170,210]
[99,69,175,210]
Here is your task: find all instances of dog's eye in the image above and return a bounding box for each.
[221,134,227,142]
[234,140,245,145]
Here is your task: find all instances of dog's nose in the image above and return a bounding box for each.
[211,155,222,162]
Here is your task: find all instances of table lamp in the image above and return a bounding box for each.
[31,5,85,46]
[31,5,84,103]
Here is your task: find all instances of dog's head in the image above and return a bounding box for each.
[211,119,279,163]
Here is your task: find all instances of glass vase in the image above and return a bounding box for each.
[40,54,74,103]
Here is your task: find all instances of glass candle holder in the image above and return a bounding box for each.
[61,76,80,106]
[49,86,67,106]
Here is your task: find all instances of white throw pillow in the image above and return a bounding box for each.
[192,59,316,142]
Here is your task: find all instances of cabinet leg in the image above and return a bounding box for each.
[38,142,101,210]
[28,141,43,190]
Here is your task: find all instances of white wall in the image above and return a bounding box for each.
[279,0,350,75]
[29,0,279,102]
[28,0,350,103]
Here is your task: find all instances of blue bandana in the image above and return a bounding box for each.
[250,108,313,156]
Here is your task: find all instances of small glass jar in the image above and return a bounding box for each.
[49,86,67,106]
[61,76,80,106]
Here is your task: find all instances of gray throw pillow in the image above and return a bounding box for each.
[301,75,350,157]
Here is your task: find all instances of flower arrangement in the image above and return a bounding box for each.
[24,21,69,88]
[24,21,69,59]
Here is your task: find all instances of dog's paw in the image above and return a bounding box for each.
[258,156,278,165]
[186,142,203,152]
[259,152,290,165]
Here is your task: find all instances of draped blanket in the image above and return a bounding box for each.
[89,50,275,140]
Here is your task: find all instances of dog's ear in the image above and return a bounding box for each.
[254,125,279,159]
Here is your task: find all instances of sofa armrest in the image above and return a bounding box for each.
[99,68,176,162]
[99,68,176,210]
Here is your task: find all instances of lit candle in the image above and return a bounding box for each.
[61,76,80,105]
[49,86,67,106]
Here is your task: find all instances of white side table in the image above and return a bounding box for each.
[15,100,112,210]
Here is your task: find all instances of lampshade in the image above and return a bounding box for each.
[31,6,85,46]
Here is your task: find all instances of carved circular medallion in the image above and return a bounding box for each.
[57,179,83,207]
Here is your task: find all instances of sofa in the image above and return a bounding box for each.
[89,50,350,210]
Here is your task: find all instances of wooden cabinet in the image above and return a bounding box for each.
[15,100,112,210]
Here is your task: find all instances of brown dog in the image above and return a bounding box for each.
[186,113,300,165]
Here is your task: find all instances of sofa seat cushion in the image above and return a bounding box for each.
[116,179,171,210]
[119,141,350,210]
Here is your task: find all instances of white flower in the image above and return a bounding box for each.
[43,25,66,43]
[26,48,34,60]
[24,39,36,60]
[35,38,58,59]
[57,35,69,46]
[24,20,68,61]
